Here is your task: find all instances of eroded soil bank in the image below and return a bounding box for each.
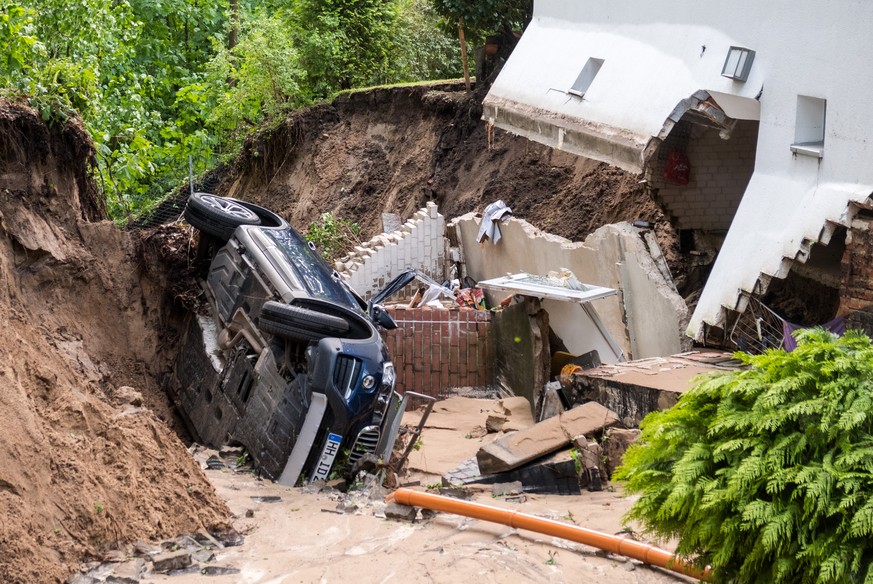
[0,101,229,584]
[217,82,682,278]
[0,81,684,583]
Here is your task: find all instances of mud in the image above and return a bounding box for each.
[0,100,229,584]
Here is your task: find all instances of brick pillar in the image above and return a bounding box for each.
[840,213,873,336]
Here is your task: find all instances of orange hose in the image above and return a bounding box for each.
[389,488,710,581]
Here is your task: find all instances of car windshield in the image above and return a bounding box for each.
[265,228,360,310]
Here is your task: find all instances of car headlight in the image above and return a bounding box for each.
[376,362,395,408]
[381,362,396,392]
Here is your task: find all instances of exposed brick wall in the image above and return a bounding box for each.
[653,120,758,231]
[382,306,494,398]
[840,213,873,336]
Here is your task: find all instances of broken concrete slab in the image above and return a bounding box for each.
[443,449,582,496]
[579,442,606,492]
[538,381,565,421]
[491,298,551,405]
[151,550,192,573]
[201,566,242,576]
[384,503,417,522]
[105,558,145,584]
[492,481,523,497]
[451,216,691,361]
[569,350,740,425]
[476,401,619,474]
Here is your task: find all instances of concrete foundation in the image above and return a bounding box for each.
[569,350,740,426]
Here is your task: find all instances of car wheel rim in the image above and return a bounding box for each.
[201,195,258,220]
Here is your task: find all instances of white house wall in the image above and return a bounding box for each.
[487,0,873,339]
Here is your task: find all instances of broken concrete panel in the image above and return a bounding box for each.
[385,502,417,522]
[491,299,550,406]
[442,451,582,496]
[492,481,524,497]
[476,401,619,474]
[580,442,607,491]
[106,559,145,584]
[451,215,688,360]
[538,381,565,421]
[620,252,690,360]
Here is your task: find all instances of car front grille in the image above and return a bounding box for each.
[348,425,381,466]
[333,355,362,398]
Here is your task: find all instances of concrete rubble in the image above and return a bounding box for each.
[476,401,620,474]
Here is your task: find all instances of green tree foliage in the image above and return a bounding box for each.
[430,0,531,43]
[1,0,461,219]
[292,0,399,94]
[615,329,873,583]
[393,0,461,82]
[204,13,307,150]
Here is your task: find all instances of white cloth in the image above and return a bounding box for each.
[476,200,513,243]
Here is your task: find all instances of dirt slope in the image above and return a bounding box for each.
[218,83,679,268]
[0,101,229,584]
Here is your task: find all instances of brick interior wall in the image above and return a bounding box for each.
[382,306,493,398]
[653,119,758,231]
[840,213,873,336]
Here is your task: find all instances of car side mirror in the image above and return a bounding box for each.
[371,304,397,330]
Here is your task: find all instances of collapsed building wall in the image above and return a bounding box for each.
[337,202,446,300]
[450,215,689,361]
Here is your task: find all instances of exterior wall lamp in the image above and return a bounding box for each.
[721,47,755,82]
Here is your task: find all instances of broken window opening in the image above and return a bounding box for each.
[791,95,826,158]
[568,57,604,98]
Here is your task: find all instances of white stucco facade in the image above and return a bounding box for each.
[486,0,873,339]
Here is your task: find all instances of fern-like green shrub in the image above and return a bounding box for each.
[614,329,873,583]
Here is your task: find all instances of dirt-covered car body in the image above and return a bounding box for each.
[172,194,397,483]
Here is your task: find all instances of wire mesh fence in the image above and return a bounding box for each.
[124,192,190,230]
[728,294,785,354]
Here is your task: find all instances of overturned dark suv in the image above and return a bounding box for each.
[172,193,402,484]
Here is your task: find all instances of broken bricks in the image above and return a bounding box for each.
[476,401,619,475]
[573,436,608,492]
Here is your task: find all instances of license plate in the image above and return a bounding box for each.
[311,432,343,482]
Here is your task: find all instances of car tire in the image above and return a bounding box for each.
[260,301,350,341]
[184,193,261,240]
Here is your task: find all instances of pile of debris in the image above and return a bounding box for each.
[441,401,640,496]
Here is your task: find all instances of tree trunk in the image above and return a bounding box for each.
[229,0,239,49]
[458,18,471,92]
